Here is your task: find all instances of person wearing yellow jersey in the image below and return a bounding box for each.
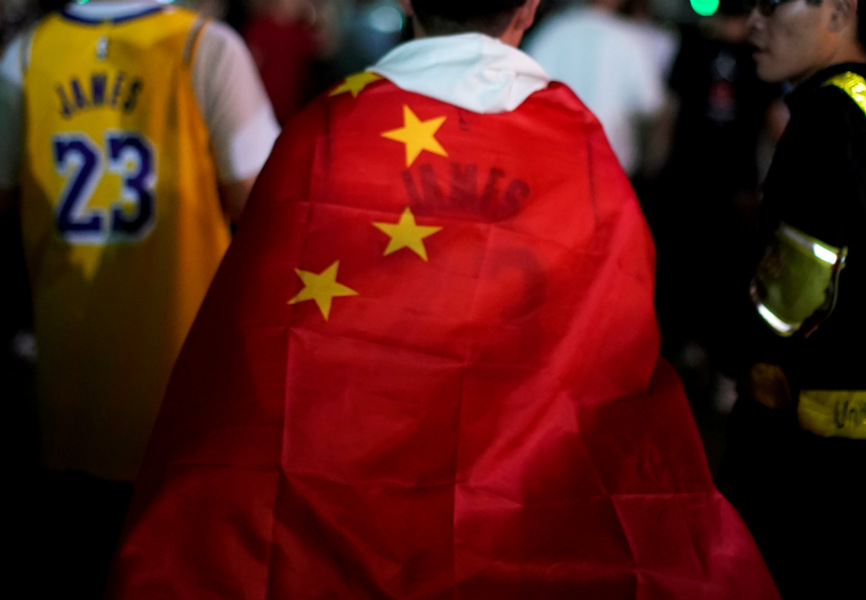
[0,0,278,595]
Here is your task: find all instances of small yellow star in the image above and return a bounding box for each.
[373,207,442,261]
[329,72,383,98]
[381,105,448,167]
[288,261,358,320]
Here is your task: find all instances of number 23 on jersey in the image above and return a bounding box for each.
[53,130,156,244]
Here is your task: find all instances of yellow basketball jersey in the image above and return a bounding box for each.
[19,6,231,481]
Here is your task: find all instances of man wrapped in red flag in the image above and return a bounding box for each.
[108,1,780,598]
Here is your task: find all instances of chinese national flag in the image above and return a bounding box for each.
[108,75,779,599]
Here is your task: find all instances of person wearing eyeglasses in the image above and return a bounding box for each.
[716,0,866,598]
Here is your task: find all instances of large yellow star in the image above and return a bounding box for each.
[329,72,382,98]
[373,207,442,261]
[381,105,448,167]
[288,261,358,321]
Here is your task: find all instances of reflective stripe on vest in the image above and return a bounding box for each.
[799,390,866,439]
[750,223,847,336]
[823,71,866,116]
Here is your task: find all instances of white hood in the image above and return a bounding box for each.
[370,33,550,114]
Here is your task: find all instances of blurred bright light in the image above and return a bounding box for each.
[690,0,720,15]
[812,243,838,264]
[368,5,404,34]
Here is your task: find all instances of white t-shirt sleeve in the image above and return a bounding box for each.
[626,32,665,119]
[0,36,25,190]
[192,20,279,184]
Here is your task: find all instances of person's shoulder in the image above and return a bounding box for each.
[0,34,24,77]
[521,81,607,132]
[793,74,866,137]
[524,7,584,47]
[0,25,36,86]
[194,17,255,72]
[775,71,866,181]
[199,15,243,44]
[528,81,586,109]
[318,71,398,110]
[530,7,581,29]
[813,70,866,110]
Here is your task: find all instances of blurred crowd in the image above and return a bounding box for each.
[8,2,866,597]
[1,0,786,473]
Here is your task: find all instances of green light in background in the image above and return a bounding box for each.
[691,0,720,15]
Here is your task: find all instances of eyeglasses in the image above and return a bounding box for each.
[745,0,799,16]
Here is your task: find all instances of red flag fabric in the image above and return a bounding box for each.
[108,77,779,599]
